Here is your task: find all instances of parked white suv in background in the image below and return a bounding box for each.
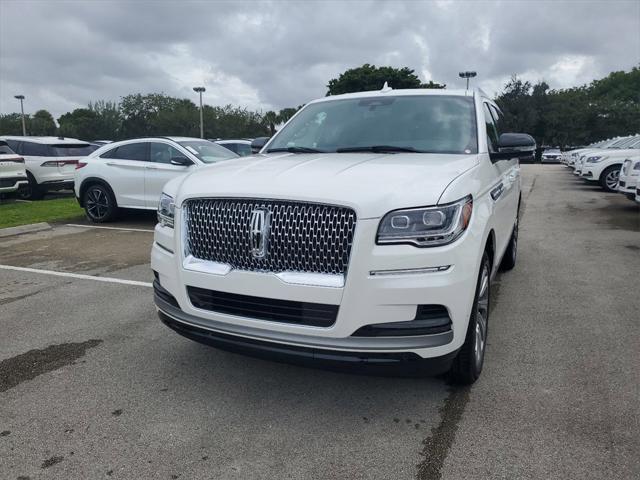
[0,140,28,194]
[151,88,535,384]
[0,136,93,199]
[74,137,238,222]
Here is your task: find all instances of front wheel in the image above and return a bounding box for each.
[449,252,490,385]
[83,184,118,223]
[599,165,620,192]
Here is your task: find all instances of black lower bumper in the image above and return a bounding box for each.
[156,295,458,377]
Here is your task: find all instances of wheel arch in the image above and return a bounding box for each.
[598,163,622,181]
[484,229,496,274]
[78,177,118,208]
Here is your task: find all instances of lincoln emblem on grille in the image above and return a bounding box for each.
[249,208,271,259]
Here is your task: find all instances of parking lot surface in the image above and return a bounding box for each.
[1,165,638,479]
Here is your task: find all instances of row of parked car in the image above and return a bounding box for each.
[0,135,257,204]
[561,134,640,204]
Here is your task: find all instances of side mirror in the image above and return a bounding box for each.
[251,137,270,154]
[170,156,193,166]
[490,133,536,162]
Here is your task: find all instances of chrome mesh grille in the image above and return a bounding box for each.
[183,198,357,275]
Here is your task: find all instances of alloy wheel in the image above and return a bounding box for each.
[474,261,490,370]
[86,187,109,220]
[605,170,619,190]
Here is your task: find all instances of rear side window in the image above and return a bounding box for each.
[235,143,252,156]
[4,139,20,152]
[50,144,94,157]
[219,143,237,154]
[107,142,149,161]
[22,142,50,156]
[0,141,16,155]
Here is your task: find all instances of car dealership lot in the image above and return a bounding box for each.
[1,165,638,479]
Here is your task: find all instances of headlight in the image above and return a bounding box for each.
[377,195,473,247]
[157,193,175,228]
[632,162,640,176]
[586,156,605,163]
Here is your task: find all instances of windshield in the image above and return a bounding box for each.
[178,140,238,163]
[266,95,478,155]
[51,144,94,157]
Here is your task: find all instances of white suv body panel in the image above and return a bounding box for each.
[151,89,522,362]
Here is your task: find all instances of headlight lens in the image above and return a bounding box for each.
[377,195,473,247]
[157,193,175,228]
[586,156,605,163]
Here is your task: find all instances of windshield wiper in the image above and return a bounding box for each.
[335,145,424,153]
[266,146,326,153]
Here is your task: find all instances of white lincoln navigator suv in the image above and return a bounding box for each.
[152,88,534,384]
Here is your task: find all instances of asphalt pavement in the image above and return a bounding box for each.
[0,165,638,479]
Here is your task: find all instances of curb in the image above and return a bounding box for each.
[0,222,52,238]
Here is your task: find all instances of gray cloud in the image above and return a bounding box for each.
[1,0,638,119]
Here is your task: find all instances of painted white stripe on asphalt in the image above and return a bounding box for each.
[0,264,152,288]
[66,223,154,233]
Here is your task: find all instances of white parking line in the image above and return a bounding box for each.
[0,264,153,288]
[66,224,155,233]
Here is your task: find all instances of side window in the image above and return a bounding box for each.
[22,142,50,156]
[150,143,187,164]
[236,143,253,156]
[489,105,505,136]
[5,139,20,152]
[100,147,118,159]
[483,103,499,153]
[113,142,148,161]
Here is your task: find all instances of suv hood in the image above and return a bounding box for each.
[176,152,478,218]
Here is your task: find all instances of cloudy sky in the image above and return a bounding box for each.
[1,0,639,118]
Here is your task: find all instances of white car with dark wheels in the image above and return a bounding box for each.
[0,140,28,194]
[152,87,533,384]
[617,154,640,200]
[0,136,93,199]
[74,137,238,222]
[580,136,640,192]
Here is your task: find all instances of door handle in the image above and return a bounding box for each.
[490,183,504,201]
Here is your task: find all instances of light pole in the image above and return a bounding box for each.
[14,95,26,136]
[193,87,205,138]
[458,71,477,90]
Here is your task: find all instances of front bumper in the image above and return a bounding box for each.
[617,176,638,195]
[156,294,458,376]
[151,211,484,361]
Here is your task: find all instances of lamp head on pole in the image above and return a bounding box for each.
[193,87,206,93]
[14,95,25,100]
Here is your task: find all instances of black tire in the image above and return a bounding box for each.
[449,252,490,385]
[83,183,118,223]
[599,165,621,192]
[16,172,44,200]
[499,212,518,271]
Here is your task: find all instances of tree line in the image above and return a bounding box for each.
[0,64,637,148]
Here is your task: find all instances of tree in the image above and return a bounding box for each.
[58,108,100,140]
[89,101,122,140]
[30,110,57,136]
[263,110,279,135]
[0,113,28,135]
[326,64,445,95]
